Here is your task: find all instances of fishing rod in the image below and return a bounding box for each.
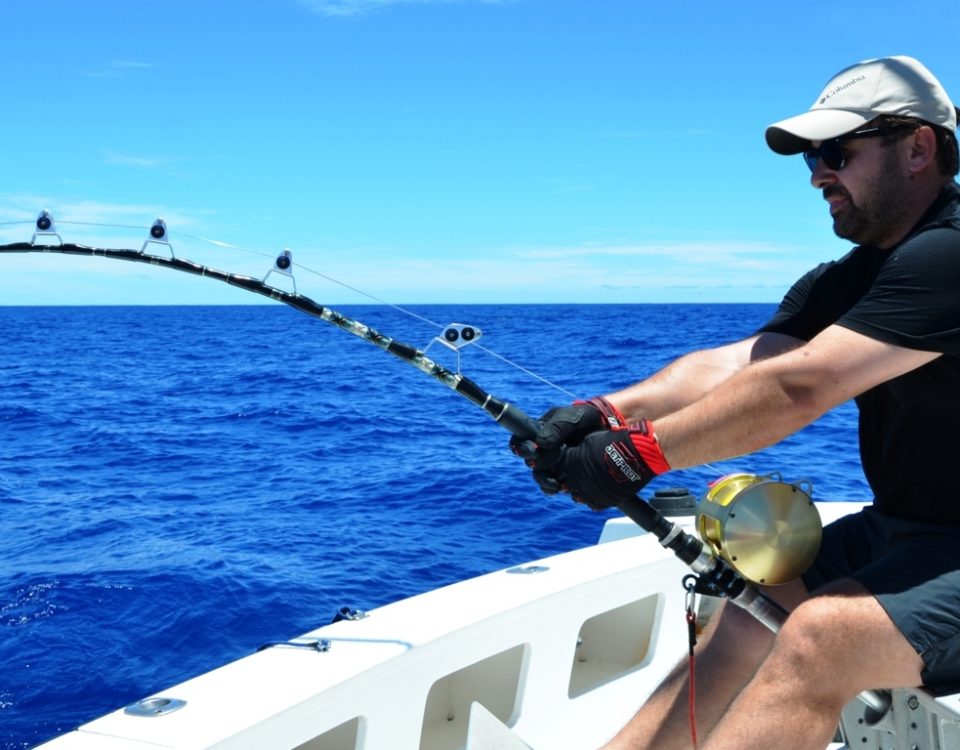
[0,212,890,718]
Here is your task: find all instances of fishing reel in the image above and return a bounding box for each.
[695,473,821,585]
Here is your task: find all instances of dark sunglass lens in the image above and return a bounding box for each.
[820,139,845,170]
[803,139,846,172]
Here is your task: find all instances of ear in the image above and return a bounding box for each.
[906,126,937,174]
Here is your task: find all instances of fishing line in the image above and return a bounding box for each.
[173,229,578,397]
[58,220,155,231]
[171,230,455,331]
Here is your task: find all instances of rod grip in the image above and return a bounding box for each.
[494,402,542,440]
[618,496,669,535]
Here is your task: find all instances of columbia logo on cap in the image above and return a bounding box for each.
[819,75,867,105]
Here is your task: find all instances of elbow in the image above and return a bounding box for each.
[779,377,836,425]
[784,388,826,424]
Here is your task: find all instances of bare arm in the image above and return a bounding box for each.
[606,332,804,422]
[654,324,940,469]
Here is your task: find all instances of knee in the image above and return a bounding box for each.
[700,599,778,659]
[768,597,856,679]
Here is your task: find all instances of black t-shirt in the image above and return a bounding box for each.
[759,182,960,523]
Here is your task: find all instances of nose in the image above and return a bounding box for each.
[808,155,836,189]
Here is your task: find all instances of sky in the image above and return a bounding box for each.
[1,0,959,305]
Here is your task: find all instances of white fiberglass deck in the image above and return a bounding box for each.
[36,504,960,750]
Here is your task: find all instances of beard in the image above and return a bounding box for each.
[827,147,912,247]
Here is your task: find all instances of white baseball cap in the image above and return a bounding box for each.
[766,56,957,155]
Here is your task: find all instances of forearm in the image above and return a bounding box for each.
[604,351,737,421]
[651,325,940,470]
[604,340,757,422]
[654,360,824,469]
[604,333,804,423]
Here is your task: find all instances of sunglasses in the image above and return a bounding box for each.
[802,125,917,172]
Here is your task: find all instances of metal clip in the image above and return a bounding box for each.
[683,574,698,613]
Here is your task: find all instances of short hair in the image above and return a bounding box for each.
[874,113,959,177]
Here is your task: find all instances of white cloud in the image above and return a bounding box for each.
[101,150,170,169]
[291,238,810,303]
[592,127,713,140]
[111,60,154,69]
[514,240,801,265]
[82,60,155,78]
[297,0,507,17]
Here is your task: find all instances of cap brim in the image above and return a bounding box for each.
[765,109,873,154]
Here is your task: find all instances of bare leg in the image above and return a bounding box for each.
[702,580,924,750]
[599,579,809,750]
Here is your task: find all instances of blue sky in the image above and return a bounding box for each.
[1,0,959,305]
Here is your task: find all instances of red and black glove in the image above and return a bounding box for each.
[532,420,670,510]
[509,396,626,470]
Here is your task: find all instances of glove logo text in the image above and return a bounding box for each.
[604,443,642,483]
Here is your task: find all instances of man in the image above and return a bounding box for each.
[514,56,960,750]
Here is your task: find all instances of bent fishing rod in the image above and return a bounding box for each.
[0,215,892,716]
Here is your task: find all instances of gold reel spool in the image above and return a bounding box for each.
[697,473,822,585]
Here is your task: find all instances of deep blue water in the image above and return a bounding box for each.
[0,304,869,748]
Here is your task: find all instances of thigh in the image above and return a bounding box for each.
[790,577,924,692]
[803,507,960,695]
[856,543,960,694]
[801,507,885,591]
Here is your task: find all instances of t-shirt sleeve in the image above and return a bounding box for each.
[837,228,960,356]
[757,267,821,341]
[756,259,854,342]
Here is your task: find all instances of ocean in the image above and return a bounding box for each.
[0,303,869,748]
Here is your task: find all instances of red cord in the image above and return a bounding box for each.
[687,608,699,749]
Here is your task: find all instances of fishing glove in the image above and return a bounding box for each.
[533,421,671,510]
[509,396,626,470]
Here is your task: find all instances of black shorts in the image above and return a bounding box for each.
[802,506,960,695]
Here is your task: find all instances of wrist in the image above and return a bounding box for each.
[580,396,628,428]
[628,420,670,475]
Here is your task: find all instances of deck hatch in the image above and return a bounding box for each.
[568,593,661,697]
[293,716,363,750]
[419,643,527,750]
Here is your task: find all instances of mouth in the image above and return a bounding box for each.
[824,188,851,215]
[828,196,848,215]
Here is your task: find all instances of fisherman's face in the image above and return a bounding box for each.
[808,133,913,248]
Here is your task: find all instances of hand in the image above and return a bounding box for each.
[509,396,626,470]
[533,421,670,510]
